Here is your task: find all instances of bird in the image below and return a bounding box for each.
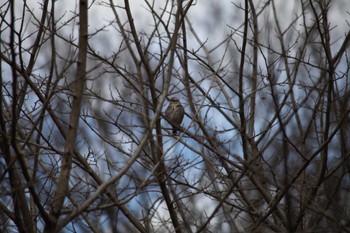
[164,97,184,135]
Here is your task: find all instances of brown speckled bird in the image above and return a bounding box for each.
[165,97,184,135]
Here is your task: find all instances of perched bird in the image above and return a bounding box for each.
[165,97,184,135]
